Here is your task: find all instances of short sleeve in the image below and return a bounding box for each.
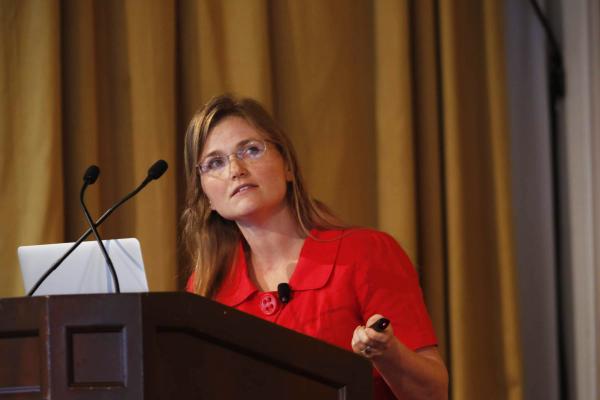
[346,230,437,351]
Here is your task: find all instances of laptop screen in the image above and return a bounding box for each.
[18,238,148,296]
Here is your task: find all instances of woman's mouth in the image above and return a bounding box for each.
[231,184,257,197]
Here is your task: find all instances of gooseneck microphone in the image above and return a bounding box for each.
[80,165,120,293]
[277,283,292,304]
[27,160,169,296]
[83,165,100,185]
[146,159,168,181]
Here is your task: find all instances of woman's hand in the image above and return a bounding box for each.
[351,314,448,399]
[351,314,395,359]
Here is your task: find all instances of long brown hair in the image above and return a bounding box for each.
[182,94,341,298]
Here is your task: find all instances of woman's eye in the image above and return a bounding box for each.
[206,157,225,170]
[247,146,260,155]
[242,143,263,158]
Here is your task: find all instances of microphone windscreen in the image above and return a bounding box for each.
[147,159,168,180]
[83,165,100,184]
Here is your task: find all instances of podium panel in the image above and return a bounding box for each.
[0,293,372,399]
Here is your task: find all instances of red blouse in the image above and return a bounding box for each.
[188,228,437,399]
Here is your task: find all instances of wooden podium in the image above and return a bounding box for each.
[0,292,372,399]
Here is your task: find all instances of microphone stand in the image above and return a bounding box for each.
[80,166,121,293]
[27,160,168,296]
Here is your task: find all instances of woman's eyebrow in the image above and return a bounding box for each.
[201,148,224,160]
[200,138,259,160]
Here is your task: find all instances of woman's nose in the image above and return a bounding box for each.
[228,156,247,179]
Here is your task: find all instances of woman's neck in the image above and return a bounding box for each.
[236,207,306,290]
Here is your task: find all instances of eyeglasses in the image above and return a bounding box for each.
[197,140,269,177]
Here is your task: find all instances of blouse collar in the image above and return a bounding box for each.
[215,229,343,307]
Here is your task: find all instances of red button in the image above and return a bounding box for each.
[259,292,279,315]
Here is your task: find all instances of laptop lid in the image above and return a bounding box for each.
[18,238,149,296]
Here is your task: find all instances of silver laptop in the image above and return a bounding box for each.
[18,238,149,296]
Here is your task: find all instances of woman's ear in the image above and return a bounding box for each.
[285,167,294,182]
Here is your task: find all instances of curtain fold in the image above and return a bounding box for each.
[438,1,523,398]
[483,2,523,397]
[0,0,64,296]
[123,0,178,291]
[0,0,524,397]
[178,0,273,117]
[60,0,178,291]
[373,0,418,258]
[271,0,377,228]
[411,0,449,366]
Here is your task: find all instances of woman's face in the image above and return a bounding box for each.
[199,116,292,224]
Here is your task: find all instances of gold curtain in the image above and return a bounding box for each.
[430,1,523,398]
[1,0,64,294]
[0,0,523,398]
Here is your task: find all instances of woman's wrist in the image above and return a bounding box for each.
[370,335,402,366]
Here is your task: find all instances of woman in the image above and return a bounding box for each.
[182,94,448,399]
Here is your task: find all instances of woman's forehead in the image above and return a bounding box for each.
[200,116,266,156]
